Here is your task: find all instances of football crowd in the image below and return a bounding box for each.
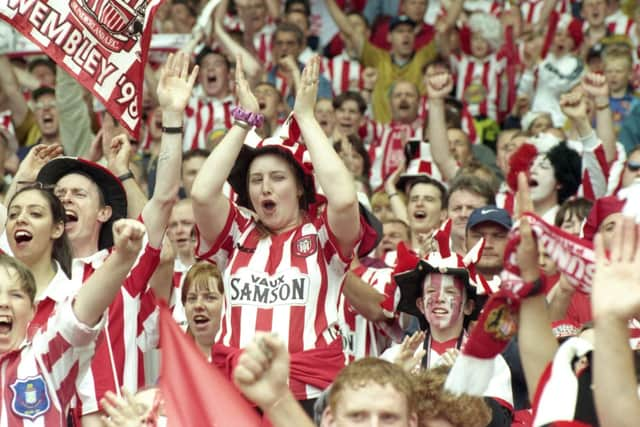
[0,0,639,426]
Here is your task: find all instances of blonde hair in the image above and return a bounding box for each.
[328,358,415,414]
[181,261,224,305]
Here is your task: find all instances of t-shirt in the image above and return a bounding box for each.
[361,41,437,124]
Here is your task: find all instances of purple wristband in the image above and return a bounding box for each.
[231,106,264,129]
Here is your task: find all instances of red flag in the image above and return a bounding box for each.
[158,303,260,427]
[0,0,163,138]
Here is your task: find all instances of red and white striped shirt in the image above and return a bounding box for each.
[0,110,15,136]
[337,265,402,361]
[183,94,234,151]
[196,205,357,399]
[320,53,364,96]
[74,245,161,416]
[0,299,102,426]
[606,10,638,44]
[358,118,384,151]
[451,53,507,121]
[508,0,569,25]
[223,16,276,65]
[169,258,192,329]
[368,121,423,191]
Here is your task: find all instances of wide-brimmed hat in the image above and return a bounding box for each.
[393,220,480,330]
[228,115,316,211]
[37,157,127,250]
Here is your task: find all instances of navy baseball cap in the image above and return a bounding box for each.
[466,206,512,231]
[389,15,417,31]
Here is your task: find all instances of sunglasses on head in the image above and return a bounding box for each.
[627,160,640,172]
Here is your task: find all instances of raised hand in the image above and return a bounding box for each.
[156,52,199,114]
[233,333,290,409]
[106,134,132,176]
[100,389,150,427]
[293,55,320,119]
[425,71,454,100]
[582,72,610,101]
[18,143,63,181]
[85,130,104,162]
[393,330,426,373]
[593,216,640,322]
[441,348,460,367]
[559,86,588,122]
[515,172,539,282]
[234,55,260,113]
[112,219,146,258]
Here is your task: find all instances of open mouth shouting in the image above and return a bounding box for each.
[413,210,427,221]
[65,210,78,230]
[261,199,277,215]
[191,314,211,331]
[13,230,33,247]
[0,315,13,336]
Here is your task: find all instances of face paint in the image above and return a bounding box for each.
[529,154,557,203]
[422,274,465,330]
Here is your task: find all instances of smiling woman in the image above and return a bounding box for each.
[5,185,74,334]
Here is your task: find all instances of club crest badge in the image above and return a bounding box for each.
[11,375,51,420]
[294,234,318,257]
[70,0,147,51]
[484,304,517,341]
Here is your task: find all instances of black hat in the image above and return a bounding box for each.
[37,157,128,250]
[393,243,477,330]
[389,15,417,31]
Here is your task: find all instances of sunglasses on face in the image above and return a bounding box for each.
[627,160,640,172]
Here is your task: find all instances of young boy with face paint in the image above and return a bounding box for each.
[381,224,516,424]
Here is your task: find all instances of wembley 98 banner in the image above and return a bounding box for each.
[0,0,164,138]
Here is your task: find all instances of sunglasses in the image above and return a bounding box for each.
[627,160,640,172]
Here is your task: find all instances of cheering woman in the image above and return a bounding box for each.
[191,56,362,414]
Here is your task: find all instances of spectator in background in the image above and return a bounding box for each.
[266,23,333,108]
[369,0,436,52]
[446,175,496,255]
[325,0,437,124]
[181,149,210,199]
[27,57,55,87]
[602,44,639,134]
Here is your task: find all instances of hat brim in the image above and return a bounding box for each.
[358,204,382,257]
[228,145,316,210]
[396,173,432,193]
[394,261,475,330]
[37,157,128,250]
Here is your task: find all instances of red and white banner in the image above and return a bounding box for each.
[0,0,164,138]
[502,212,596,294]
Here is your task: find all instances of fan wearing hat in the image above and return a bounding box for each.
[16,53,197,426]
[192,57,362,410]
[382,224,515,423]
